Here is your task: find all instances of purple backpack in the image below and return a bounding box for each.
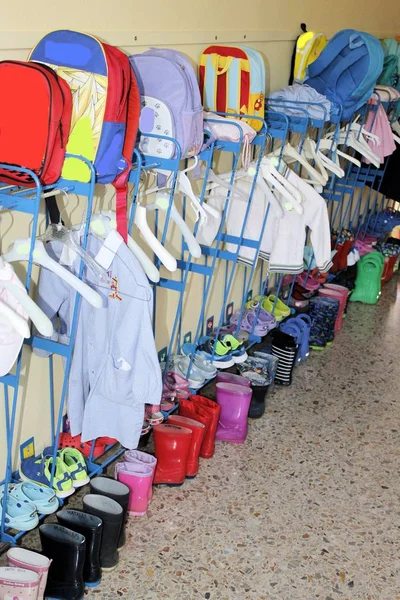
[130,48,203,159]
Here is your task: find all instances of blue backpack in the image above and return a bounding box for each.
[378,38,400,117]
[306,30,384,121]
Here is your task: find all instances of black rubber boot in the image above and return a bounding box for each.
[90,476,130,550]
[248,383,269,418]
[39,523,85,600]
[83,494,122,571]
[56,508,102,587]
[271,330,298,386]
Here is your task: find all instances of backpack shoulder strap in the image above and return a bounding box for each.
[307,30,356,78]
[324,45,368,93]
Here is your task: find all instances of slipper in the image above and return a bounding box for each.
[160,399,176,412]
[96,437,118,446]
[219,324,249,341]
[296,272,320,292]
[0,490,38,532]
[7,482,58,515]
[147,411,164,426]
[141,422,151,435]
[250,297,287,322]
[266,295,291,318]
[232,309,274,336]
[163,370,190,399]
[58,432,106,459]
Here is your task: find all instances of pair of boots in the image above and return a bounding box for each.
[217,371,267,419]
[271,330,298,386]
[215,382,253,443]
[318,283,350,330]
[152,395,219,485]
[14,477,129,599]
[309,296,340,350]
[115,450,157,517]
[2,549,51,600]
[349,251,385,304]
[220,366,270,420]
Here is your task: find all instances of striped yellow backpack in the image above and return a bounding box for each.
[199,45,265,131]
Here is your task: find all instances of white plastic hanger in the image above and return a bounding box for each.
[271,143,327,187]
[40,223,108,282]
[0,297,30,338]
[146,192,202,258]
[325,120,381,167]
[3,240,103,308]
[260,157,304,215]
[315,141,346,178]
[134,205,177,272]
[0,256,53,336]
[154,157,212,226]
[301,138,330,183]
[203,168,250,200]
[39,190,108,282]
[339,131,381,167]
[90,212,160,283]
[348,117,380,144]
[317,138,361,168]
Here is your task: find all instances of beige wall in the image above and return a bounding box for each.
[1,0,399,478]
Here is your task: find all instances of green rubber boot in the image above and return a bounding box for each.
[349,251,384,305]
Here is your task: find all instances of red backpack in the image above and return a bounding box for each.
[29,31,141,241]
[0,61,72,186]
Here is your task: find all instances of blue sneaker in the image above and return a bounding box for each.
[219,334,248,364]
[182,340,234,369]
[20,455,74,499]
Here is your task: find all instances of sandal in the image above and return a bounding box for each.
[231,309,274,337]
[163,370,190,399]
[0,490,38,532]
[296,272,320,292]
[58,432,106,459]
[7,481,58,516]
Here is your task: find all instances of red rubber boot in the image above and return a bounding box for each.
[179,400,213,459]
[167,415,206,477]
[190,395,221,459]
[152,424,192,485]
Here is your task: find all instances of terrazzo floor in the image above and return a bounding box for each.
[2,278,400,599]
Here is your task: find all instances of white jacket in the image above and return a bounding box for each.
[267,170,332,274]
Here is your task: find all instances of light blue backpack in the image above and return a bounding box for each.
[378,38,400,116]
[306,30,384,121]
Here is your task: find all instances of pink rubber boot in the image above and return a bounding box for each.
[0,566,39,599]
[123,450,157,501]
[115,462,153,517]
[216,372,251,387]
[7,548,51,599]
[215,382,252,444]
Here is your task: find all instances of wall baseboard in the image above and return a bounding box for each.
[1,29,398,51]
